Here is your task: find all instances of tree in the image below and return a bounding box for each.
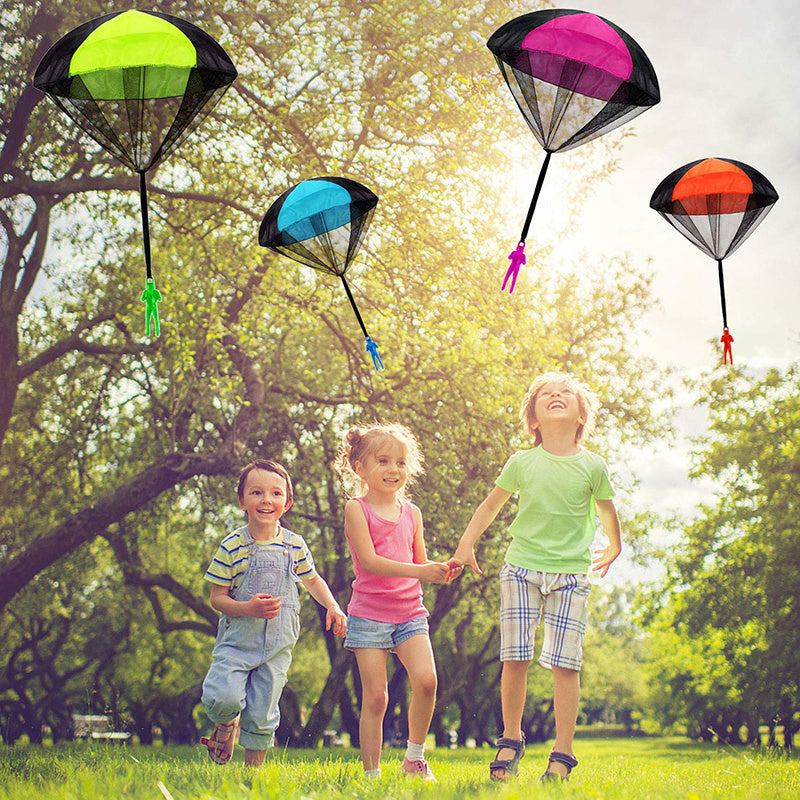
[580,585,648,730]
[2,0,667,744]
[641,363,800,747]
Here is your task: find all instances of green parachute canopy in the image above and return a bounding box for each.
[34,9,238,336]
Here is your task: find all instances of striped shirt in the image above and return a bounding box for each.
[205,526,317,591]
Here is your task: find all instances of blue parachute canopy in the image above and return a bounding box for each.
[259,177,378,277]
[259,177,383,370]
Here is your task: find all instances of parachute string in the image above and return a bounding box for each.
[139,171,152,282]
[519,151,552,242]
[717,259,734,365]
[340,274,369,339]
[717,259,728,329]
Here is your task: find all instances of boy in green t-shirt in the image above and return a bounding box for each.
[450,372,622,783]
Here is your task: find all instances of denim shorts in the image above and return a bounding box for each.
[344,614,429,651]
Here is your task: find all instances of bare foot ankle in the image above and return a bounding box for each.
[244,748,267,767]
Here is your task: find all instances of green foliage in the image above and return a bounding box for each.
[580,586,648,729]
[640,364,800,745]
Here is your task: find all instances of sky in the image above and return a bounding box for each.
[497,0,800,558]
[567,0,799,371]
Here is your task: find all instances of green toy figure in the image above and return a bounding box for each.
[141,278,162,337]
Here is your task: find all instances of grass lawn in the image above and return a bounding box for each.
[1,737,798,799]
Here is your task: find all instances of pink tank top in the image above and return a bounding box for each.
[345,497,427,624]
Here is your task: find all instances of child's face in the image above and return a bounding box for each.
[355,439,408,496]
[238,468,292,524]
[532,381,585,431]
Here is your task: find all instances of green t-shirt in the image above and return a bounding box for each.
[495,446,614,574]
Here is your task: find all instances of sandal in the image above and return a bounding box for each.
[539,750,578,782]
[200,716,239,765]
[489,734,525,781]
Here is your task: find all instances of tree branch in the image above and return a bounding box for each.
[18,313,157,380]
[0,450,234,611]
[104,526,218,632]
[0,171,139,200]
[0,4,60,177]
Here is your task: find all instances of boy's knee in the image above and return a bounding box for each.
[551,665,580,679]
[202,687,242,722]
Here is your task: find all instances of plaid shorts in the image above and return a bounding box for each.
[499,562,591,670]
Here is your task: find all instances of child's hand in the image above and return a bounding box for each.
[451,547,483,577]
[591,544,621,578]
[248,593,282,618]
[444,558,465,583]
[419,561,451,584]
[326,605,347,637]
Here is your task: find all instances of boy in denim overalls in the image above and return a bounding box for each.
[201,459,346,766]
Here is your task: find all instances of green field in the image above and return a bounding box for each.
[1,737,798,800]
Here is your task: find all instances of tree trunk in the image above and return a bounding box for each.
[339,682,360,748]
[160,683,202,745]
[299,647,352,747]
[129,701,154,745]
[430,711,450,748]
[780,697,795,750]
[385,659,408,743]
[275,684,304,746]
[25,718,43,745]
[745,712,761,746]
[524,698,555,744]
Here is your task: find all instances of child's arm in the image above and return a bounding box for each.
[591,498,622,577]
[451,485,512,575]
[345,499,449,584]
[301,574,347,637]
[209,583,282,618]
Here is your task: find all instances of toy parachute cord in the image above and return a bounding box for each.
[340,275,383,370]
[717,258,733,364]
[502,151,551,293]
[139,172,161,337]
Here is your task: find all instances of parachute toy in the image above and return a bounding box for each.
[259,177,384,371]
[650,157,778,364]
[34,9,237,337]
[487,8,660,291]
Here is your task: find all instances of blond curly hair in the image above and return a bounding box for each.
[519,372,599,445]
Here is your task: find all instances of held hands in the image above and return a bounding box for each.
[448,546,483,578]
[591,543,622,578]
[247,593,282,619]
[326,605,347,637]
[419,561,451,584]
[444,558,465,583]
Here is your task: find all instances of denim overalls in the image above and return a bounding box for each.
[202,527,301,751]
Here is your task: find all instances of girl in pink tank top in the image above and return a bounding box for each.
[335,423,458,781]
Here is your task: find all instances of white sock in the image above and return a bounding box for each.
[405,741,425,762]
[364,768,381,778]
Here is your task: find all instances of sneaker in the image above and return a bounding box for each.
[402,757,437,782]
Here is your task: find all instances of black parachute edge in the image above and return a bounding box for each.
[486,8,660,106]
[258,176,379,250]
[33,9,237,96]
